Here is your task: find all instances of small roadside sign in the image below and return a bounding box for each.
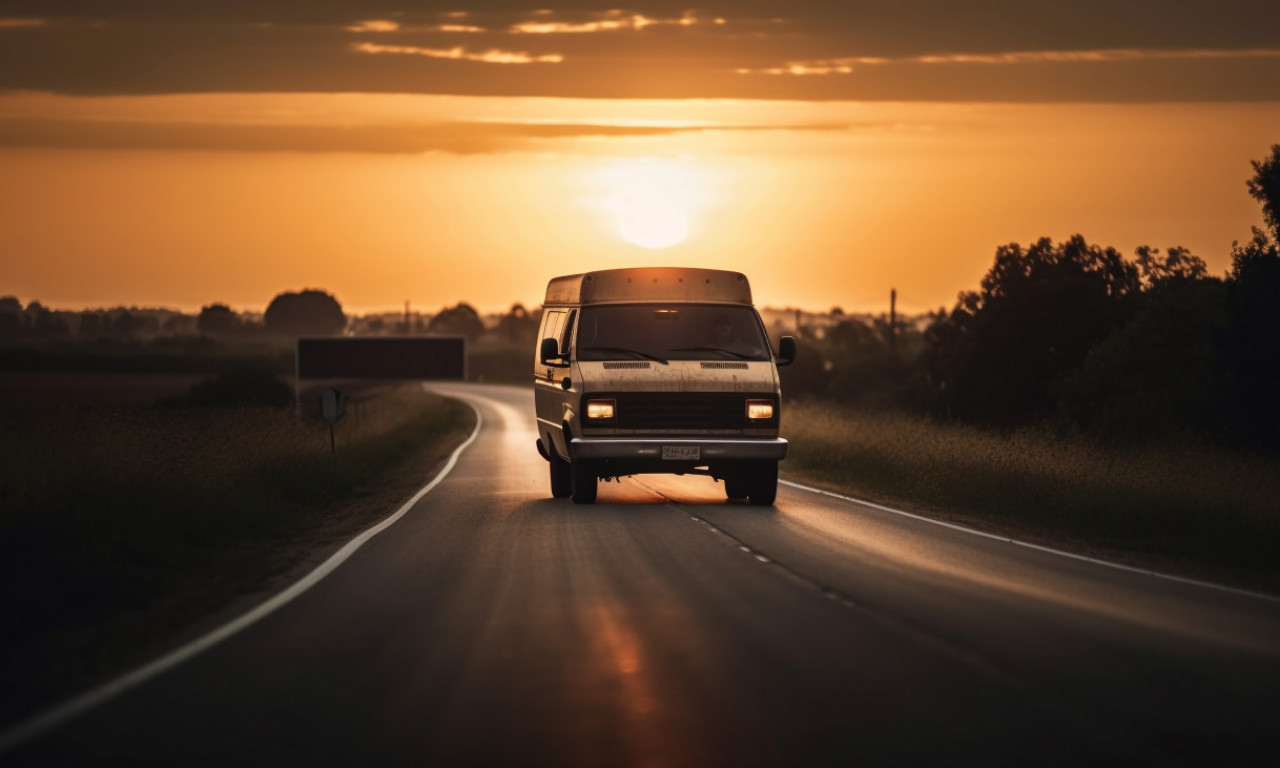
[321,387,346,426]
[321,387,346,454]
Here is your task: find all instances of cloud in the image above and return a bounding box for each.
[737,60,887,76]
[0,117,851,154]
[0,18,47,28]
[916,48,1280,64]
[351,43,563,65]
[343,20,399,33]
[343,19,485,34]
[509,10,724,34]
[739,47,1280,75]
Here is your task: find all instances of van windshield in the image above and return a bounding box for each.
[576,304,771,362]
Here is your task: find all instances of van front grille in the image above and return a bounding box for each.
[586,392,777,431]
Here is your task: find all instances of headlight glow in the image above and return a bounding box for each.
[746,399,774,420]
[586,399,616,420]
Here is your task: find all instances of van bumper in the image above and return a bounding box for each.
[569,437,788,461]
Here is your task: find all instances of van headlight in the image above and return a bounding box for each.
[746,399,774,420]
[586,398,616,420]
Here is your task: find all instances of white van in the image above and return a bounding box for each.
[534,267,796,505]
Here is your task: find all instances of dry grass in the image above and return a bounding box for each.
[0,385,473,724]
[783,400,1280,590]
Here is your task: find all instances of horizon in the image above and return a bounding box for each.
[0,292,925,321]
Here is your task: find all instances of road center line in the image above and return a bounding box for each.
[629,477,1020,687]
[0,402,484,755]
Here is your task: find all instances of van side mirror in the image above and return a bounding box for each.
[540,337,567,367]
[777,335,797,366]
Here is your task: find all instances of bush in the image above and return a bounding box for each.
[186,364,293,408]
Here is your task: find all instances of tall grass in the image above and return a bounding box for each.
[0,386,473,723]
[783,400,1280,589]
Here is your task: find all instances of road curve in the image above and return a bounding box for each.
[6,383,1280,766]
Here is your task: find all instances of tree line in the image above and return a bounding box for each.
[0,287,541,346]
[779,145,1280,453]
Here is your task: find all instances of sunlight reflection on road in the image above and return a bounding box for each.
[764,490,1280,655]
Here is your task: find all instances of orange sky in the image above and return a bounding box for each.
[1,3,1278,316]
[2,93,1276,315]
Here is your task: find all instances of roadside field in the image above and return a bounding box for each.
[0,372,206,405]
[783,400,1280,594]
[0,380,474,724]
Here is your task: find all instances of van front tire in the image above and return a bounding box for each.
[571,460,598,504]
[747,461,778,506]
[549,449,571,498]
[724,476,749,501]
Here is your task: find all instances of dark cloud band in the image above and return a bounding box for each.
[1,2,1278,101]
[0,118,852,153]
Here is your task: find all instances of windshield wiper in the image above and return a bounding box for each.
[580,346,669,364]
[668,346,762,360]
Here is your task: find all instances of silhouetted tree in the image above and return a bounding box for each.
[1223,226,1280,451]
[929,235,1140,425]
[263,289,346,336]
[22,304,70,339]
[22,300,45,331]
[1214,147,1280,450]
[825,317,890,403]
[1134,245,1208,289]
[197,303,240,336]
[162,313,197,335]
[113,311,136,340]
[496,303,540,344]
[0,297,20,338]
[76,312,99,338]
[1247,144,1280,238]
[1062,275,1229,440]
[428,302,485,341]
[774,336,828,400]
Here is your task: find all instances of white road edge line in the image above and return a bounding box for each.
[779,479,1280,605]
[0,402,484,755]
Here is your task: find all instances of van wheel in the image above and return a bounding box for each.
[747,461,778,506]
[571,460,597,504]
[549,449,571,498]
[724,476,749,501]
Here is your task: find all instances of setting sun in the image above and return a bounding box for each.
[597,158,703,250]
[617,192,688,249]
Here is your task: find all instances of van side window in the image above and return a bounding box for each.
[540,310,565,355]
[560,310,577,357]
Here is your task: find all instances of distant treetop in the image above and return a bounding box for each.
[263,289,346,337]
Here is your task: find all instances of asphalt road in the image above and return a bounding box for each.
[6,383,1280,766]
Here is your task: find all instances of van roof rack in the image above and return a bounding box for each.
[544,267,752,306]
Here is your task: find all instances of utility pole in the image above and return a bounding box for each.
[404,300,410,334]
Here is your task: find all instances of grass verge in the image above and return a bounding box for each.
[0,386,474,726]
[783,400,1280,595]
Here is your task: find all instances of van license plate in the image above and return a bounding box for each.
[662,445,700,461]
